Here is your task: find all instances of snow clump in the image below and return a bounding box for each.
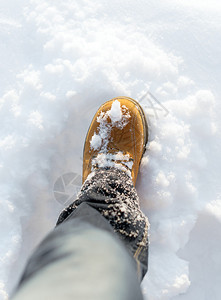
[107,99,122,123]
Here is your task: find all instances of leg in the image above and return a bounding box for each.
[12,202,144,300]
[12,97,149,299]
[57,168,149,280]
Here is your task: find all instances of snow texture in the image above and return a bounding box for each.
[1,0,221,299]
[107,100,123,123]
[92,152,133,178]
[90,133,102,151]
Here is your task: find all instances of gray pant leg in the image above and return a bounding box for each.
[58,168,149,280]
[12,203,144,300]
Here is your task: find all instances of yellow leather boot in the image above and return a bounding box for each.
[82,96,148,186]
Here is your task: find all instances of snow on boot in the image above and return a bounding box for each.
[82,96,148,185]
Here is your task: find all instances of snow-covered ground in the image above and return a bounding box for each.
[1,0,221,299]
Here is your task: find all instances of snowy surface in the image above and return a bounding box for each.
[1,0,221,299]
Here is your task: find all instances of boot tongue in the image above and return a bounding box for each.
[91,151,133,178]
